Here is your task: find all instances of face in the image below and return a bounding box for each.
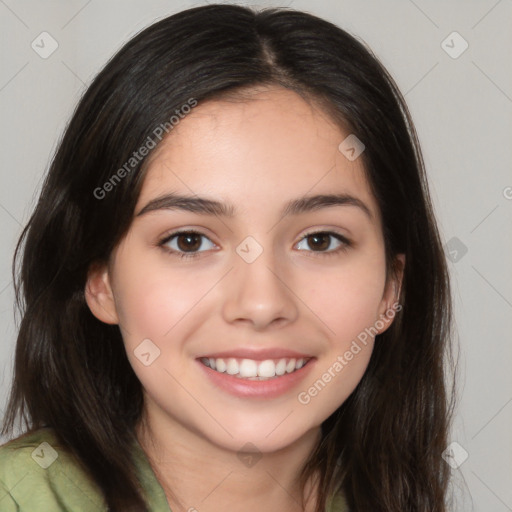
[86,86,403,454]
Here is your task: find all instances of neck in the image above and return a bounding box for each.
[135,408,322,512]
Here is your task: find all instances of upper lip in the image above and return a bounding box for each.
[197,348,314,361]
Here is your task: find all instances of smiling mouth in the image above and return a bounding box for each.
[199,357,312,380]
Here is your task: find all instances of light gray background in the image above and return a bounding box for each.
[1,1,511,510]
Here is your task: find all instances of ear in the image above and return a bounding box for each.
[375,253,405,335]
[84,261,119,325]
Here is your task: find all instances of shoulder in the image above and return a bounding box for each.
[0,427,107,511]
[326,491,350,512]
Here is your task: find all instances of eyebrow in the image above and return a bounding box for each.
[136,192,373,220]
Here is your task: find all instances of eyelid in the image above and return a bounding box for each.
[159,228,215,243]
[298,228,351,245]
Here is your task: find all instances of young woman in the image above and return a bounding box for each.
[0,4,455,511]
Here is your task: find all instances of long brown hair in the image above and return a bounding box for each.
[2,4,456,511]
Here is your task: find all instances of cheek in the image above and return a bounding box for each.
[297,282,380,414]
[293,255,386,412]
[305,256,387,346]
[297,340,374,415]
[112,252,216,345]
[111,259,211,396]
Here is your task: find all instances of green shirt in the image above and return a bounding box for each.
[0,428,348,511]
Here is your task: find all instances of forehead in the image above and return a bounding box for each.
[136,86,378,219]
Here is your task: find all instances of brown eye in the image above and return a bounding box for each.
[159,230,216,258]
[296,231,351,255]
[306,233,331,251]
[176,233,202,252]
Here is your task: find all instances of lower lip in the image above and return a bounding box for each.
[196,358,316,399]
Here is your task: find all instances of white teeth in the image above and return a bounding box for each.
[226,358,238,375]
[285,358,296,373]
[200,356,309,379]
[275,359,287,376]
[239,359,258,377]
[257,360,276,378]
[216,358,227,372]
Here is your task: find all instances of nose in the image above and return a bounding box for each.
[221,245,299,331]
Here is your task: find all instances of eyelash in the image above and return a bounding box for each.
[157,229,352,260]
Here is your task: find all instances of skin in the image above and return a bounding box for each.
[86,86,404,512]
